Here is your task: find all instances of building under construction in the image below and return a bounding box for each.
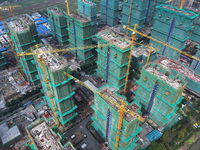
[92,85,142,150]
[47,7,69,45]
[33,45,77,126]
[134,63,187,131]
[6,14,40,85]
[96,29,131,89]
[66,12,94,63]
[26,117,76,150]
[77,0,98,35]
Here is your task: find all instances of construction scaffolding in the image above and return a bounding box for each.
[33,45,77,126]
[92,85,142,150]
[96,29,131,89]
[47,7,69,45]
[0,52,6,71]
[6,14,40,85]
[150,4,198,60]
[100,0,119,26]
[134,62,187,129]
[155,56,200,96]
[77,0,98,35]
[26,117,76,150]
[66,12,94,63]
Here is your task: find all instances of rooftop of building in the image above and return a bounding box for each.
[144,63,185,89]
[70,12,90,23]
[0,122,22,145]
[132,46,155,57]
[49,7,64,15]
[36,46,67,72]
[7,14,34,32]
[98,30,131,51]
[81,0,96,6]
[161,5,195,16]
[98,86,140,122]
[155,56,200,83]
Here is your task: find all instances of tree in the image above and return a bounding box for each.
[5,101,10,107]
[148,140,166,150]
[18,102,23,107]
[161,129,171,143]
[178,128,186,139]
[176,124,182,129]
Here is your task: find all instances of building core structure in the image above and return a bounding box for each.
[92,85,142,150]
[6,14,40,85]
[33,45,77,126]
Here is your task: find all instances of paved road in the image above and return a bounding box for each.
[64,115,101,150]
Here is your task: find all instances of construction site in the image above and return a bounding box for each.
[1,0,200,150]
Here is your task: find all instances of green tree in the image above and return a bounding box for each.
[148,140,166,150]
[177,124,182,129]
[5,101,10,107]
[18,102,23,107]
[161,129,171,143]
[178,128,186,139]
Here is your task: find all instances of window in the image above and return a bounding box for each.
[143,77,147,81]
[165,91,170,95]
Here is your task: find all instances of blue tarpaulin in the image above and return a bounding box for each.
[146,129,163,142]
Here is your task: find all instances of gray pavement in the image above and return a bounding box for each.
[64,115,101,150]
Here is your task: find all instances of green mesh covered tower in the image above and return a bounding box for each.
[150,5,198,60]
[66,12,93,63]
[134,63,187,129]
[92,85,142,150]
[33,45,77,126]
[121,0,148,36]
[100,0,119,26]
[190,15,200,43]
[96,30,131,89]
[6,15,40,85]
[77,0,97,35]
[47,7,68,46]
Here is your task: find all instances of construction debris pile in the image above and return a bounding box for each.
[132,46,155,57]
[12,71,26,85]
[145,65,184,89]
[0,76,18,100]
[155,57,200,83]
[49,7,64,15]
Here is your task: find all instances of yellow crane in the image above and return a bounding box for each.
[180,0,185,9]
[35,44,60,125]
[66,0,70,15]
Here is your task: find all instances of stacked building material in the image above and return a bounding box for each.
[47,7,68,45]
[150,5,198,60]
[6,14,40,85]
[96,29,131,89]
[77,0,98,35]
[33,45,77,126]
[134,63,187,130]
[155,56,200,96]
[131,46,157,70]
[66,12,94,63]
[121,0,148,36]
[92,85,142,150]
[100,0,119,26]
